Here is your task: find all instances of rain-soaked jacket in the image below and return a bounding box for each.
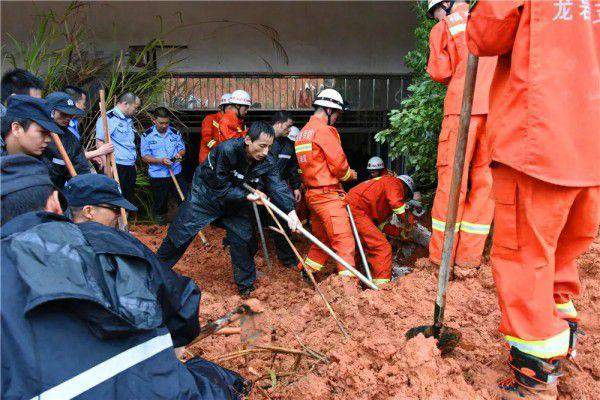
[1,211,249,400]
[166,137,295,247]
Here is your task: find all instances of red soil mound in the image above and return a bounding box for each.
[133,225,600,399]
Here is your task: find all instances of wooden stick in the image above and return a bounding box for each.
[262,202,350,339]
[50,133,77,177]
[99,89,129,231]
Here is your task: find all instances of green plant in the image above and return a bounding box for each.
[375,1,446,200]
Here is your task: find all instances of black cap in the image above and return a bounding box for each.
[45,91,84,116]
[63,174,137,212]
[0,154,53,196]
[4,95,63,135]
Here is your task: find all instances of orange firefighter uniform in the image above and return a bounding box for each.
[295,115,356,274]
[198,111,222,164]
[217,109,246,143]
[347,170,408,284]
[427,2,497,267]
[467,0,600,358]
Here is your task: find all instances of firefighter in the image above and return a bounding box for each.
[466,1,600,397]
[295,88,358,277]
[267,111,300,268]
[426,0,496,271]
[217,89,251,143]
[347,157,416,284]
[199,93,230,164]
[1,157,250,399]
[156,121,301,296]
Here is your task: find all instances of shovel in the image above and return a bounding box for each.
[406,53,480,354]
[168,166,209,246]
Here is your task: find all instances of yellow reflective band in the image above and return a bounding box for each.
[207,139,216,148]
[295,143,312,154]
[338,270,357,277]
[298,169,303,174]
[304,258,324,271]
[237,127,243,132]
[505,328,570,359]
[341,169,352,182]
[393,205,406,215]
[373,176,383,181]
[372,278,390,285]
[432,218,460,233]
[460,221,491,235]
[212,120,219,128]
[556,301,577,318]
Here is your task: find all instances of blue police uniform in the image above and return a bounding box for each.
[140,126,189,222]
[95,107,138,203]
[140,126,185,178]
[68,117,80,140]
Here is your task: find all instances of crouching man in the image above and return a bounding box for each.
[1,158,249,399]
[157,121,301,297]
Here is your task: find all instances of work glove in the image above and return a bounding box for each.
[287,210,302,232]
[246,189,267,205]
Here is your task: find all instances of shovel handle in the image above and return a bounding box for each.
[434,53,479,327]
[243,183,378,290]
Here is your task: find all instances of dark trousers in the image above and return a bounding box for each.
[116,164,137,205]
[157,222,258,292]
[150,174,189,217]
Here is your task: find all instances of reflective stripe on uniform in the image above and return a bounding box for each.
[505,328,570,359]
[29,333,173,400]
[295,143,312,153]
[432,218,460,233]
[278,154,291,159]
[393,205,406,215]
[305,257,324,271]
[340,169,352,182]
[460,221,491,235]
[52,158,66,166]
[372,278,390,285]
[556,300,577,318]
[449,23,467,36]
[207,139,216,148]
[338,269,357,277]
[212,120,219,128]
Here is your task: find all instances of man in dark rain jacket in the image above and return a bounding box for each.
[157,121,302,296]
[1,157,249,399]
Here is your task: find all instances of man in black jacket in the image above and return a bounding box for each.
[41,91,91,187]
[1,158,249,399]
[157,121,302,296]
[267,111,302,268]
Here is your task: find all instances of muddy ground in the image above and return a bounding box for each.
[134,225,600,399]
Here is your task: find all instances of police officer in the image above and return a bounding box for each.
[0,68,44,117]
[95,92,141,204]
[141,107,188,225]
[1,164,249,399]
[157,121,302,296]
[42,91,91,187]
[268,111,301,268]
[0,95,63,157]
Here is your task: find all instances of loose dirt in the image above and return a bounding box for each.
[134,225,600,399]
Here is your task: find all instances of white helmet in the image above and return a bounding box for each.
[427,0,447,18]
[399,174,416,198]
[287,126,300,141]
[313,88,347,111]
[219,93,232,106]
[229,89,252,107]
[367,156,385,170]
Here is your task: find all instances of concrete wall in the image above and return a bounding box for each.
[1,1,417,74]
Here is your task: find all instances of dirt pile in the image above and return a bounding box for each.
[133,226,600,399]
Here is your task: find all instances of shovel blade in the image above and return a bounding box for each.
[405,325,461,355]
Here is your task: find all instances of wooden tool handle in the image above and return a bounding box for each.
[50,133,77,177]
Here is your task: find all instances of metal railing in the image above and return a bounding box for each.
[162,74,410,111]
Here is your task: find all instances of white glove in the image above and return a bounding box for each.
[287,210,302,232]
[247,193,260,202]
